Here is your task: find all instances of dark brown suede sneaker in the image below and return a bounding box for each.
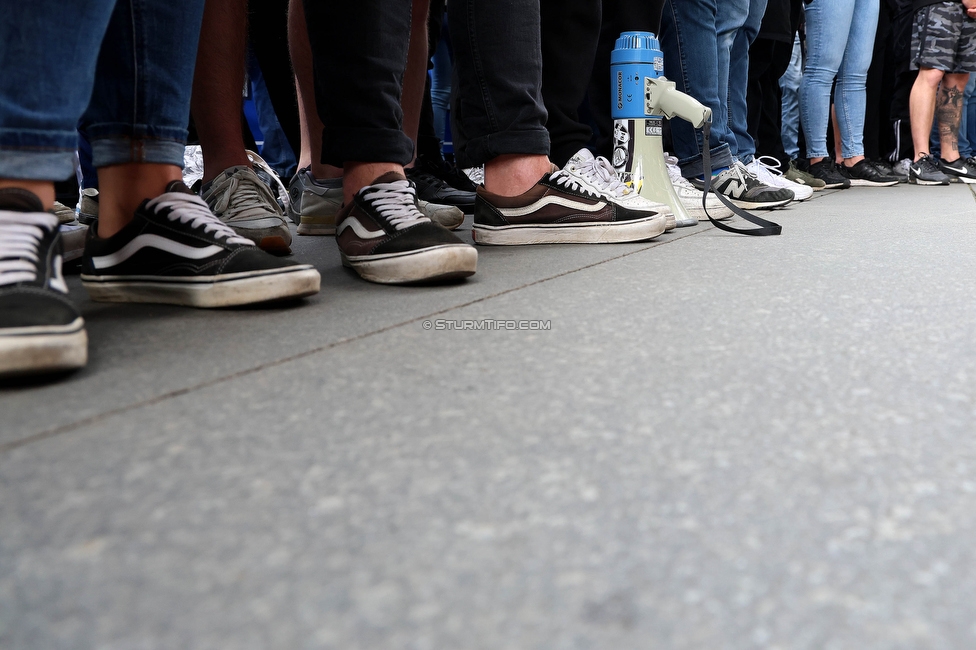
[335,172,477,284]
[472,165,667,245]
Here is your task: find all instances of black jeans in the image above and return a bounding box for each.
[449,0,550,168]
[302,0,415,166]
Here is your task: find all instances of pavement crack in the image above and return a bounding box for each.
[0,228,707,454]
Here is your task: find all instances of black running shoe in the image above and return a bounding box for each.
[807,160,851,189]
[415,153,478,192]
[405,167,476,213]
[909,155,951,186]
[81,182,320,307]
[837,160,900,187]
[938,157,976,184]
[335,172,477,283]
[0,188,87,377]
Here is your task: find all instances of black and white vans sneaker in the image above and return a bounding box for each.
[909,155,951,186]
[81,182,320,307]
[335,172,477,284]
[938,157,976,184]
[0,188,87,378]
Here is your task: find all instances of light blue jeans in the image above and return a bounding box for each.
[0,0,205,181]
[780,35,802,159]
[799,0,880,160]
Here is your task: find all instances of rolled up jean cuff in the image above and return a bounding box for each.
[85,122,188,168]
[454,128,551,170]
[0,127,80,180]
[678,142,734,179]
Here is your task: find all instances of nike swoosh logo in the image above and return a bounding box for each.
[497,196,606,218]
[944,165,967,173]
[90,234,223,269]
[336,217,386,239]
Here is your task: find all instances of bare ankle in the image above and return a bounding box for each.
[484,154,551,197]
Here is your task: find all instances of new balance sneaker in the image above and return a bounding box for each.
[909,155,951,186]
[200,165,293,254]
[784,159,827,190]
[335,172,477,284]
[702,161,794,210]
[291,169,464,234]
[806,160,851,189]
[406,166,476,213]
[665,154,733,221]
[289,168,343,235]
[0,188,87,377]
[836,159,900,187]
[746,157,814,201]
[473,162,668,245]
[938,157,976,184]
[81,182,320,307]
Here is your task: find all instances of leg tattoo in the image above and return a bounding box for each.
[937,84,964,155]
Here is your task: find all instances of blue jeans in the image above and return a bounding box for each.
[659,0,742,178]
[800,0,880,160]
[0,0,205,181]
[727,0,769,163]
[780,35,802,159]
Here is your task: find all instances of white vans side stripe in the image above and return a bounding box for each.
[336,217,386,239]
[498,196,606,218]
[91,234,223,269]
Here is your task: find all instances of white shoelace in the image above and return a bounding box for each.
[147,192,254,246]
[665,153,697,189]
[746,159,778,186]
[361,180,428,230]
[756,155,785,177]
[0,211,58,286]
[208,167,283,222]
[556,155,632,199]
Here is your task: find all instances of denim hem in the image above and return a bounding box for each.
[90,138,187,168]
[678,143,733,179]
[320,127,414,168]
[0,149,77,181]
[454,129,551,169]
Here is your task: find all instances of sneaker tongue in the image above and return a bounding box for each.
[164,180,196,195]
[373,171,408,185]
[567,148,595,167]
[0,187,45,212]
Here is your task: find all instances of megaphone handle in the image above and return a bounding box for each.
[700,121,783,237]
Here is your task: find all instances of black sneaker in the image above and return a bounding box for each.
[837,160,900,187]
[806,160,851,189]
[474,164,668,245]
[695,161,794,210]
[405,167,476,213]
[81,182,320,307]
[335,172,477,283]
[0,188,87,378]
[938,157,976,184]
[909,155,951,186]
[415,153,478,193]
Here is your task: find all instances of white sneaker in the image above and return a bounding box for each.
[747,157,813,201]
[665,154,733,221]
[563,148,674,229]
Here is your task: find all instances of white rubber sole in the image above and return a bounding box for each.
[0,318,88,378]
[729,197,793,210]
[909,178,949,186]
[343,244,477,284]
[81,267,321,307]
[297,216,337,236]
[473,215,667,245]
[848,179,899,188]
